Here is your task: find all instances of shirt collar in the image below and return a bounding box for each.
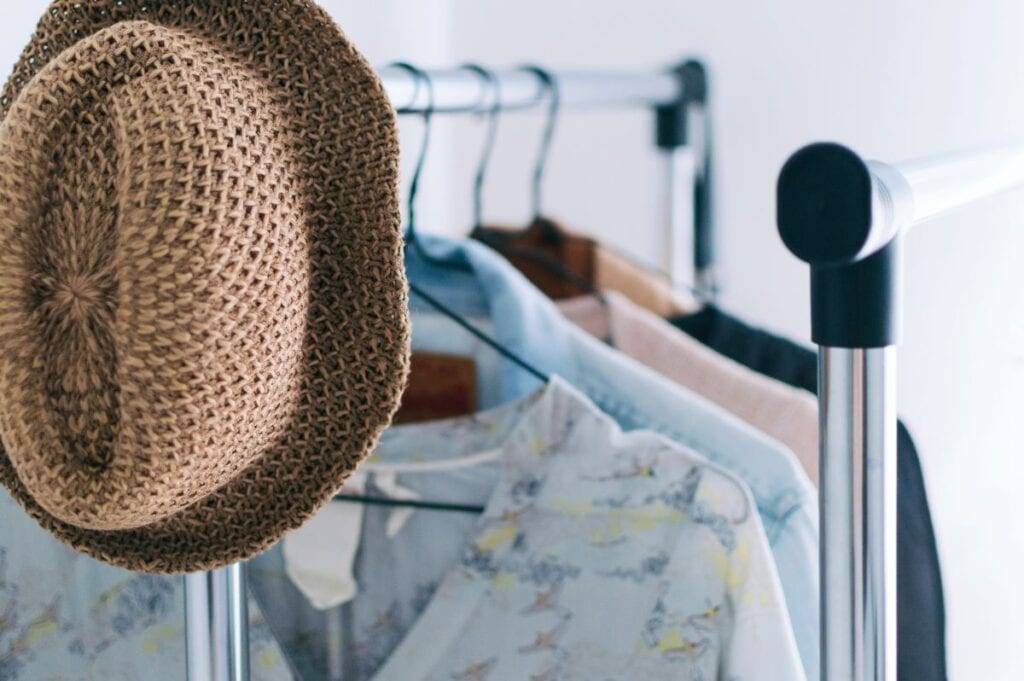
[405,235,576,403]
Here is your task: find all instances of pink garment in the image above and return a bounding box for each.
[559,292,819,483]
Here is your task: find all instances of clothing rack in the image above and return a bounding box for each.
[182,62,711,681]
[777,142,1024,681]
[381,64,714,293]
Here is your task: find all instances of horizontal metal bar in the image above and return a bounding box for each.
[875,143,1024,230]
[379,66,683,113]
[777,142,1024,268]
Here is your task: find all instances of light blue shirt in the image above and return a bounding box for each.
[405,235,819,680]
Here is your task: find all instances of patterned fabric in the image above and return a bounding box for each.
[253,379,806,681]
[0,489,293,681]
[403,235,819,680]
[249,398,531,680]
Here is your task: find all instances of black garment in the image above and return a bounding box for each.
[672,306,946,681]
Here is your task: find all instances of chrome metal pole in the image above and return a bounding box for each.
[226,564,251,681]
[185,565,250,681]
[819,347,897,681]
[185,572,226,681]
[664,145,695,288]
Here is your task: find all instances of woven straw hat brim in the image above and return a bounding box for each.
[0,1,409,573]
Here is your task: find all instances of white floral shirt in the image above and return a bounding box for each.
[253,378,806,681]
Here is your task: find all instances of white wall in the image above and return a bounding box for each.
[2,2,1022,678]
[446,4,1024,679]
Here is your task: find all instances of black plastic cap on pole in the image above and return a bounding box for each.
[777,143,874,265]
[655,60,706,149]
[777,142,902,348]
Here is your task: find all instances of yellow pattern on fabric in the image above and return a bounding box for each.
[476,525,517,552]
[142,624,181,653]
[650,627,702,654]
[705,536,752,592]
[96,582,126,606]
[612,503,684,532]
[26,618,58,645]
[550,500,593,517]
[492,572,518,591]
[259,649,282,670]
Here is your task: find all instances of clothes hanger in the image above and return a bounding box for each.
[332,493,486,515]
[389,61,548,382]
[519,65,562,237]
[333,64,549,514]
[475,67,710,310]
[463,63,500,234]
[470,66,605,300]
[390,61,471,273]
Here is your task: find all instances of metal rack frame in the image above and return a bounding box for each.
[777,141,1024,681]
[183,61,712,681]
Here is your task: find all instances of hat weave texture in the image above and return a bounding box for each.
[0,0,409,573]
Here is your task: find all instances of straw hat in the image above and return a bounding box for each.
[0,1,409,573]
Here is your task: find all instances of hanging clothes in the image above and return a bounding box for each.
[472,222,693,316]
[377,378,803,680]
[558,291,819,482]
[671,305,947,681]
[471,220,597,300]
[671,307,819,392]
[250,440,507,679]
[398,235,819,679]
[253,378,806,681]
[0,492,293,681]
[592,245,695,318]
[557,292,819,483]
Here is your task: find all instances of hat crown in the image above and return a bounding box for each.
[0,0,408,573]
[0,20,310,531]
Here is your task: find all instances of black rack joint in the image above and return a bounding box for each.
[777,142,903,348]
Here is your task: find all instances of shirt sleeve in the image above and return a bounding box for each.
[767,502,820,681]
[720,502,809,681]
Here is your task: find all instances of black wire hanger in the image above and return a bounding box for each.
[463,63,501,232]
[390,61,468,272]
[333,492,487,515]
[386,61,549,383]
[471,65,605,301]
[524,64,558,224]
[334,65,549,515]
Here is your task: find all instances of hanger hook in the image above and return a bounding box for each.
[457,64,501,230]
[518,65,559,221]
[389,62,435,244]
